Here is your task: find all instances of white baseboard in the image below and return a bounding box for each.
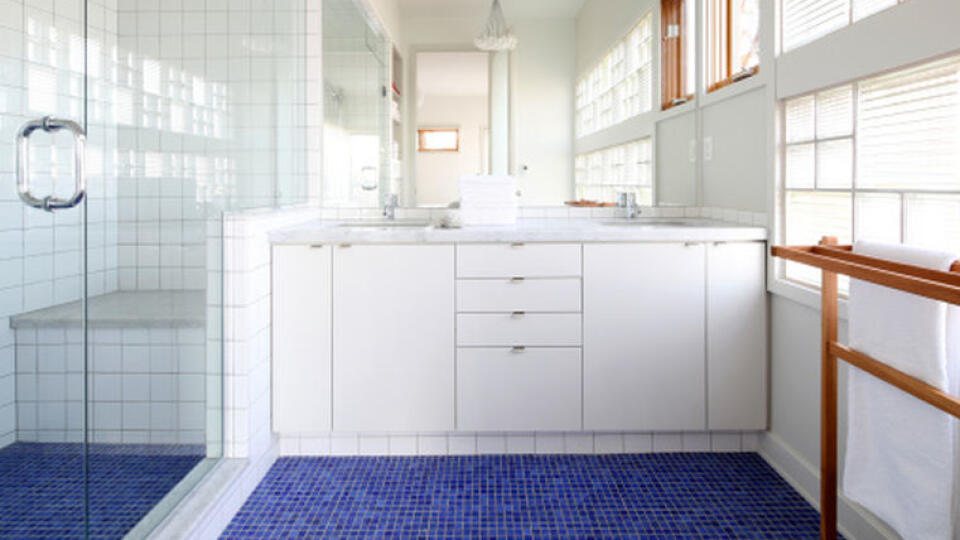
[148,440,279,540]
[278,430,763,456]
[757,432,898,540]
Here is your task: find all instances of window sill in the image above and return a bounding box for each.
[768,276,849,321]
[699,70,766,108]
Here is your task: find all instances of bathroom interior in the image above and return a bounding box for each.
[1,0,958,538]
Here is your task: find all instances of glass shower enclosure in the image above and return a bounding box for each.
[1,0,309,536]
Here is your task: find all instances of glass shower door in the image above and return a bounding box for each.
[1,0,91,537]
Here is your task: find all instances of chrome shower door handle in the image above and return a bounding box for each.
[16,116,87,212]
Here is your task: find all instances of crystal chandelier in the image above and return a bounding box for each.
[475,0,517,51]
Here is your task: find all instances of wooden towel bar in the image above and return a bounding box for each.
[772,237,960,539]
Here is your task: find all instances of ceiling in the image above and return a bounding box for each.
[398,0,586,20]
[417,52,490,97]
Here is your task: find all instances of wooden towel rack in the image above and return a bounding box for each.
[772,236,960,539]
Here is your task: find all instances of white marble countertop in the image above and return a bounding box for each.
[269,218,768,245]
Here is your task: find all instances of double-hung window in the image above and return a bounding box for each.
[781,54,960,288]
[706,0,760,92]
[575,14,653,137]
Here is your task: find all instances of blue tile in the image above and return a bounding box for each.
[0,442,204,539]
[222,453,839,539]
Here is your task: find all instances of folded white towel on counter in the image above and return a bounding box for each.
[843,240,959,540]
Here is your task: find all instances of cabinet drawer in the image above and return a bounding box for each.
[457,347,582,431]
[457,313,581,346]
[457,244,581,278]
[457,278,581,313]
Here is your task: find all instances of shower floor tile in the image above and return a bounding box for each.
[0,442,205,539]
[223,452,835,539]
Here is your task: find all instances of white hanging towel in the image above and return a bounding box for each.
[844,240,959,540]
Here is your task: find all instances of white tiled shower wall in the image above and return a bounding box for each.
[115,0,318,291]
[0,0,120,449]
[14,325,206,444]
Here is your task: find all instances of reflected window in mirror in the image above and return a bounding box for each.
[575,13,653,137]
[418,128,460,152]
[575,139,653,205]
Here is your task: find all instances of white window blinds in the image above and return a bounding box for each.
[858,56,960,191]
[781,0,904,52]
[781,53,960,289]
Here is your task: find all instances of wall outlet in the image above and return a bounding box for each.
[703,137,714,161]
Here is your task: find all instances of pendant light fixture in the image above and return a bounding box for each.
[475,0,517,51]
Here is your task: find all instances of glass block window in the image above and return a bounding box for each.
[575,138,653,205]
[575,13,653,138]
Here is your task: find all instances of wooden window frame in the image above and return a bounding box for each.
[706,0,759,93]
[417,128,460,152]
[661,0,693,110]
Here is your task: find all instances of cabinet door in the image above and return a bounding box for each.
[457,348,581,431]
[333,245,455,432]
[707,242,767,430]
[583,243,706,431]
[272,245,332,433]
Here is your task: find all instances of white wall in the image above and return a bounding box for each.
[416,95,488,206]
[400,16,576,205]
[701,88,767,212]
[656,112,696,206]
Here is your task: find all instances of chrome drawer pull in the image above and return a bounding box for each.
[510,277,525,283]
[511,311,526,318]
[510,242,525,248]
[511,346,526,353]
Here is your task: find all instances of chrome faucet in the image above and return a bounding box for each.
[383,194,399,220]
[617,192,640,219]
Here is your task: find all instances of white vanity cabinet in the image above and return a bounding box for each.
[707,241,767,430]
[455,244,583,432]
[270,236,767,438]
[583,243,708,431]
[583,241,768,432]
[272,245,333,433]
[332,244,456,432]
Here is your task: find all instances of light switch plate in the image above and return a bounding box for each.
[688,139,697,163]
[703,137,713,161]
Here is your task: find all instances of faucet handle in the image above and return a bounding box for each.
[385,193,398,207]
[616,192,636,208]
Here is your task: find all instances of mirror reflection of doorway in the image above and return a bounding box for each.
[415,52,490,207]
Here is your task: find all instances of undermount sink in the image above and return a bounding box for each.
[602,219,703,227]
[337,220,433,229]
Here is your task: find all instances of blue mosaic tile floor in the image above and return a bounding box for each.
[0,442,205,539]
[223,452,833,539]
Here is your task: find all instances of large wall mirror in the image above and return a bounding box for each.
[322,0,389,208]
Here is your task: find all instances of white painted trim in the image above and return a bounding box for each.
[768,278,850,321]
[147,442,279,540]
[278,431,764,456]
[758,431,898,540]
